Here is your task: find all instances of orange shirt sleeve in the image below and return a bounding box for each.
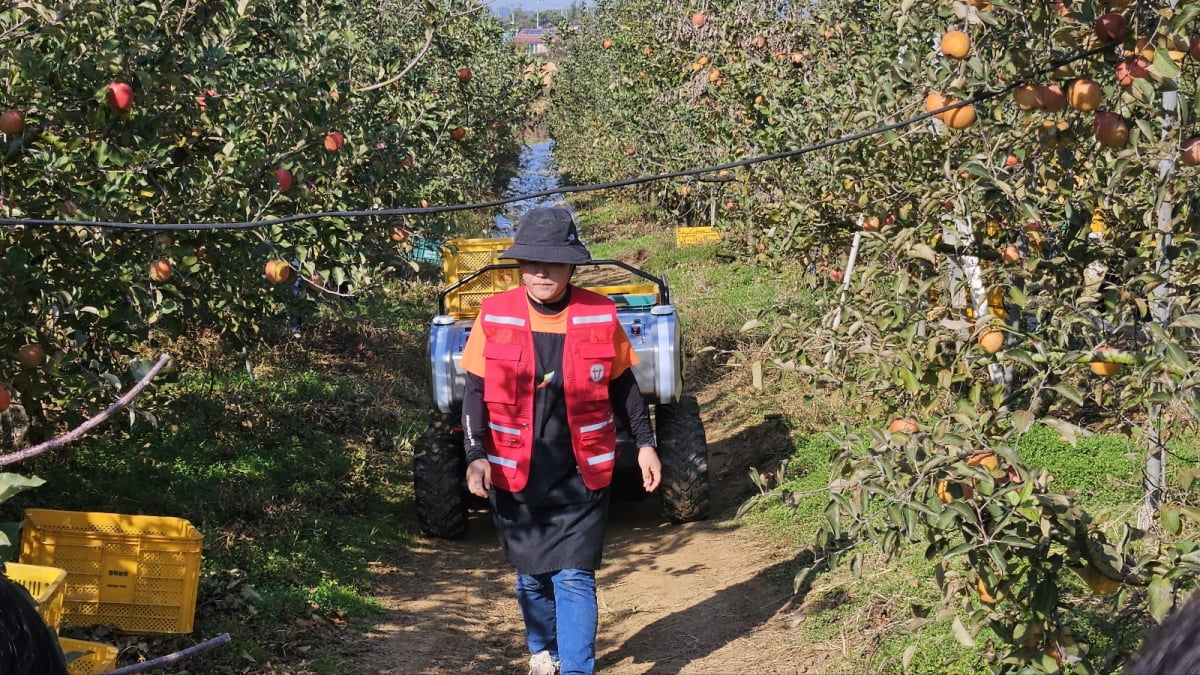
[459,315,487,377]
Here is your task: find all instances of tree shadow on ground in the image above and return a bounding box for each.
[596,509,817,674]
[345,396,804,674]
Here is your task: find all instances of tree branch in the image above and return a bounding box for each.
[107,633,231,674]
[0,353,172,466]
[356,27,434,93]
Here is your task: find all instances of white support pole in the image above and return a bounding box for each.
[825,229,863,365]
[1140,67,1179,528]
[943,214,1011,390]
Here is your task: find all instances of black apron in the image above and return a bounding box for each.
[490,329,610,576]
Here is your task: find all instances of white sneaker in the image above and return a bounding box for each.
[528,650,559,675]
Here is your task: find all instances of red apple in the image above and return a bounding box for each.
[829,267,844,283]
[450,127,467,141]
[0,384,9,412]
[106,81,134,111]
[457,67,473,83]
[626,146,636,155]
[324,131,345,151]
[0,110,25,135]
[274,168,293,192]
[1094,12,1128,43]
[150,258,173,282]
[16,344,44,368]
[690,12,706,26]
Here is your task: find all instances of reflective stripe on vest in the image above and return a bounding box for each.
[488,421,523,436]
[571,314,613,325]
[587,451,616,466]
[483,313,526,327]
[487,454,518,469]
[579,416,613,433]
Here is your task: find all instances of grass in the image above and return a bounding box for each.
[736,414,1189,674]
[7,284,436,672]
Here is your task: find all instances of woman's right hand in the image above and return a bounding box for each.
[466,458,491,498]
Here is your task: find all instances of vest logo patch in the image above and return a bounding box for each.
[590,364,605,382]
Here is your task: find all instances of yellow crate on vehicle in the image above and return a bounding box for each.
[59,637,119,674]
[5,561,68,631]
[675,226,720,247]
[440,237,519,318]
[19,509,203,634]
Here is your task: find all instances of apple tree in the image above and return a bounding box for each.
[549,0,1200,670]
[0,0,540,439]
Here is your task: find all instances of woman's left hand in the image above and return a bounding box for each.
[638,446,661,492]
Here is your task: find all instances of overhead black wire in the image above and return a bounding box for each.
[0,42,1116,232]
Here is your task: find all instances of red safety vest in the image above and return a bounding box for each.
[478,286,619,492]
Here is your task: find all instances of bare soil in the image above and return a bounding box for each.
[343,382,842,674]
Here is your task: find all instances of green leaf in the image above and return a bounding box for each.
[1012,410,1034,433]
[0,521,19,554]
[793,564,818,594]
[1162,507,1183,535]
[1052,383,1084,407]
[1042,417,1084,445]
[1150,48,1181,80]
[1148,575,1174,623]
[1170,314,1200,330]
[1166,343,1189,371]
[0,473,45,504]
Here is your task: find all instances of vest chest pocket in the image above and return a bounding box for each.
[483,342,524,405]
[574,341,616,400]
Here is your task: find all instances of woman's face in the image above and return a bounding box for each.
[519,260,573,304]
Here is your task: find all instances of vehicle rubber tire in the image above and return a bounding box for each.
[413,412,468,539]
[655,395,711,522]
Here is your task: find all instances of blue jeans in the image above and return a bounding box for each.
[516,569,597,675]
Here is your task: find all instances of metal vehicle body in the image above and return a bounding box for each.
[414,238,710,538]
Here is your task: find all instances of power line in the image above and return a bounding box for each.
[0,43,1115,232]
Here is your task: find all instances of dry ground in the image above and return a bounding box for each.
[342,380,845,674]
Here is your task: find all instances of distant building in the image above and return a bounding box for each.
[512,27,553,55]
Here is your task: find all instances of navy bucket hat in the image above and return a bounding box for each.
[501,207,591,265]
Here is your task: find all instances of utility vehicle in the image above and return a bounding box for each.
[414,237,710,538]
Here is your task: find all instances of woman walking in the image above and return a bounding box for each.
[458,207,661,675]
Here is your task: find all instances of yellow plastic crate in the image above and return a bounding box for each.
[5,561,68,632]
[59,637,119,674]
[20,509,203,634]
[675,226,720,247]
[440,237,519,318]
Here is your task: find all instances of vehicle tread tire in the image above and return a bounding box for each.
[413,412,468,539]
[655,395,711,523]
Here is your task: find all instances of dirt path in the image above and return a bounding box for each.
[346,389,841,674]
